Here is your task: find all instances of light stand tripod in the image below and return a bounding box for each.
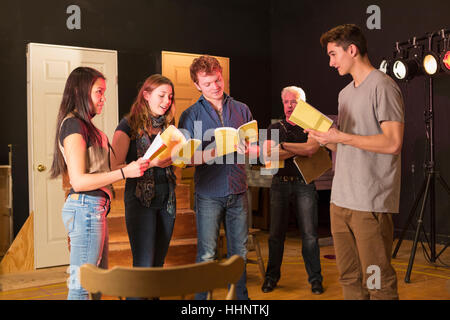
[392,76,450,283]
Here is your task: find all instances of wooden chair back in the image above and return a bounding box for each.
[79,255,244,300]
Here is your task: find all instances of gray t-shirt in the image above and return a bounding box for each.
[331,69,404,213]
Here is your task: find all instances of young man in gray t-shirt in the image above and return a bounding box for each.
[306,24,404,300]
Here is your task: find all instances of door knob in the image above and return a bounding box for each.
[37,164,46,172]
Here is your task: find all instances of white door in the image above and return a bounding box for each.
[161,51,230,126]
[27,43,119,268]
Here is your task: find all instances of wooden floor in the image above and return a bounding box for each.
[0,231,449,300]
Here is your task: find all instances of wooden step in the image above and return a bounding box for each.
[107,215,128,243]
[172,209,196,240]
[111,180,125,201]
[109,180,125,218]
[108,200,125,218]
[108,239,197,268]
[109,181,191,217]
[175,183,191,210]
[108,241,132,268]
[165,238,197,266]
[108,209,196,242]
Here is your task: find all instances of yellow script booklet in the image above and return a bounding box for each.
[142,133,166,161]
[289,100,333,132]
[172,138,202,168]
[214,120,258,157]
[143,125,201,167]
[292,147,332,184]
[265,160,285,169]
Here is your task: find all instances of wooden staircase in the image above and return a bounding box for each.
[108,176,197,268]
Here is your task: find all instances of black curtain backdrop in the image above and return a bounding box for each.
[1,0,449,241]
[0,0,272,235]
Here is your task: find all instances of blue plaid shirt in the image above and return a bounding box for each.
[178,93,253,197]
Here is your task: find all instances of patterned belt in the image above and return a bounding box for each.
[275,175,304,182]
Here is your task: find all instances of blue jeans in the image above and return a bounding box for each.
[194,192,249,300]
[266,178,323,284]
[62,194,110,300]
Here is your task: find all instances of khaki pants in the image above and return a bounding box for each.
[330,203,399,300]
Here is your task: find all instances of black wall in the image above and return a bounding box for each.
[0,0,271,235]
[1,0,449,241]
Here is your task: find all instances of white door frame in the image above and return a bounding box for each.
[27,42,118,268]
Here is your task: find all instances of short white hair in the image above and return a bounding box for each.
[281,86,306,102]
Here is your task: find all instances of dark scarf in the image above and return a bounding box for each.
[150,114,166,128]
[134,120,177,215]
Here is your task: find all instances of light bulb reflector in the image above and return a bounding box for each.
[443,51,450,70]
[393,60,406,79]
[423,54,438,75]
[379,60,388,73]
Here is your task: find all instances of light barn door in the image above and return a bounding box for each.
[27,43,118,268]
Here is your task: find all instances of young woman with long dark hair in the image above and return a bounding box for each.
[51,67,149,300]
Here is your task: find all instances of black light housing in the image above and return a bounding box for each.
[392,59,417,80]
[385,29,450,81]
[392,45,423,81]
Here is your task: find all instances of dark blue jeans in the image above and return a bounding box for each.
[194,192,249,300]
[125,197,175,268]
[266,178,323,284]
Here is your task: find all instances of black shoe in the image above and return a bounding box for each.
[311,280,324,295]
[261,278,277,293]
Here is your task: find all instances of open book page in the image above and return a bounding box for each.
[143,125,200,165]
[214,120,259,157]
[292,147,332,184]
[214,127,239,157]
[289,100,333,132]
[143,133,166,160]
[156,125,187,161]
[172,139,202,168]
[238,120,258,143]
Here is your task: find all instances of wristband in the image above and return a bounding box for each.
[120,168,125,179]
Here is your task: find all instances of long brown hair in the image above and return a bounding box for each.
[127,74,175,139]
[50,67,106,179]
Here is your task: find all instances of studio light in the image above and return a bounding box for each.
[392,45,423,80]
[423,51,440,75]
[387,30,450,81]
[391,28,450,284]
[379,58,391,75]
[392,58,419,80]
[441,49,450,74]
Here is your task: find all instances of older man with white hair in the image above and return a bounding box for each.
[261,86,324,295]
